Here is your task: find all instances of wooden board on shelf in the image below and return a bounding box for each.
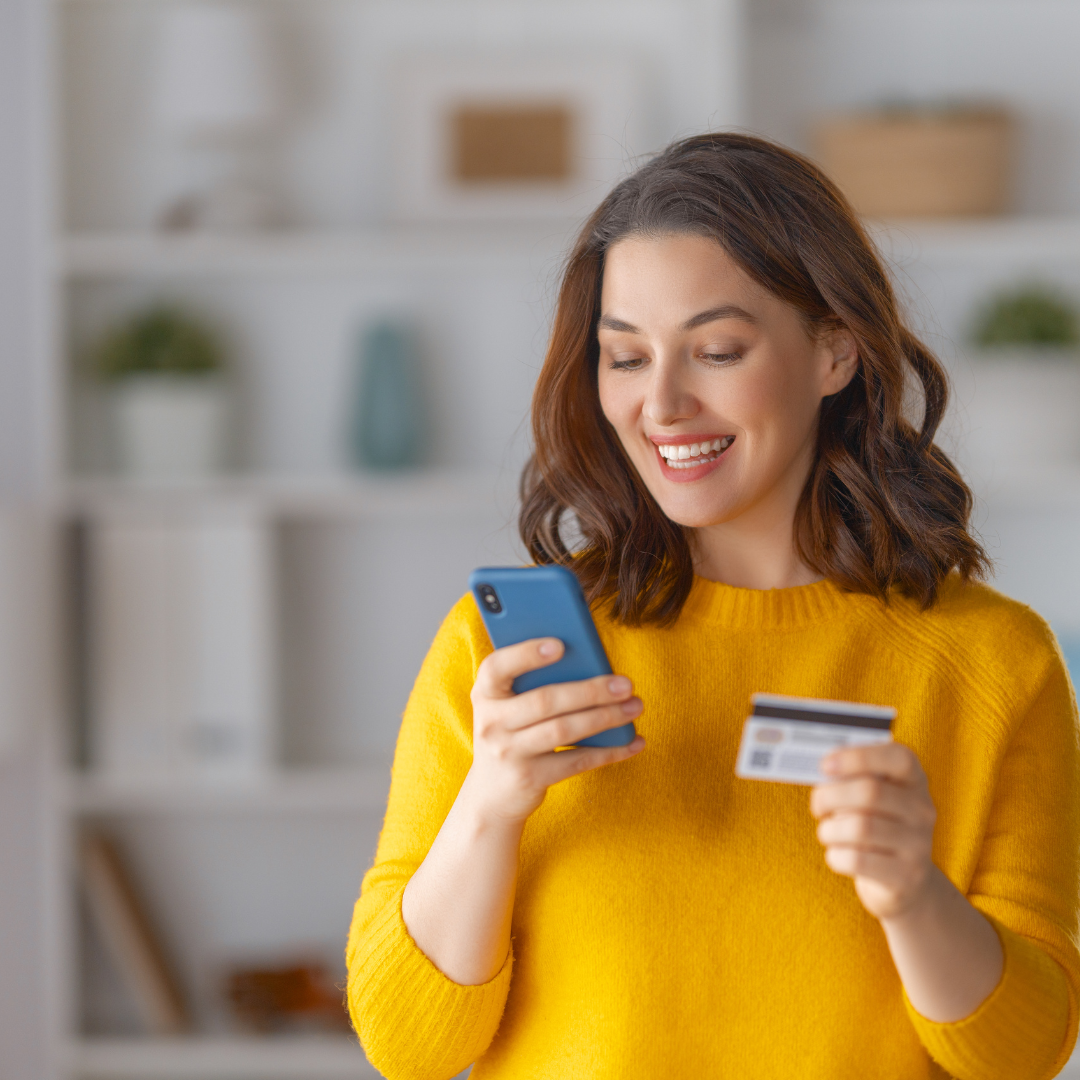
[79,831,192,1035]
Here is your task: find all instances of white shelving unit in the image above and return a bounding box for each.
[41,2,745,1078]
[12,1,1077,1077]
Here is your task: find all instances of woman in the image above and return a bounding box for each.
[346,133,1080,1080]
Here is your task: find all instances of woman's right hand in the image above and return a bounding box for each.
[464,637,645,824]
[402,637,643,984]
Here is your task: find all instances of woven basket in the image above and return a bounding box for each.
[813,109,1014,219]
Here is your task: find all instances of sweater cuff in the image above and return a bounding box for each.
[904,915,1070,1080]
[347,886,513,1080]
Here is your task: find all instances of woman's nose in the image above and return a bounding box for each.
[642,358,698,427]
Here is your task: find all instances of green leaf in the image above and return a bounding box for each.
[972,285,1080,348]
[96,306,224,380]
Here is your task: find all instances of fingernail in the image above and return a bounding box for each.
[608,676,632,695]
[621,697,642,716]
[538,640,561,657]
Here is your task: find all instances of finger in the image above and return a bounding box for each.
[514,698,643,755]
[816,810,912,853]
[820,742,925,786]
[809,774,930,824]
[823,846,912,888]
[505,673,635,731]
[474,638,564,700]
[533,734,646,787]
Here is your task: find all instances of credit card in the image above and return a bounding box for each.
[735,693,895,785]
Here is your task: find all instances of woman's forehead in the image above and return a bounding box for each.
[600,234,785,328]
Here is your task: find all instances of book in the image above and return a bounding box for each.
[80,829,190,1035]
[88,513,276,779]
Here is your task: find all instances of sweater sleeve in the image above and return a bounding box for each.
[346,594,511,1080]
[906,650,1080,1080]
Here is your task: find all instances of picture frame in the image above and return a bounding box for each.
[390,52,655,222]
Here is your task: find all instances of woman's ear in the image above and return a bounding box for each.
[818,328,859,397]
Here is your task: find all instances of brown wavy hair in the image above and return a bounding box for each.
[519,132,989,625]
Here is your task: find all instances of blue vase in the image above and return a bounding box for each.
[353,321,423,470]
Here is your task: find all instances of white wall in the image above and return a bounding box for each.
[749,0,1080,214]
[0,0,54,1070]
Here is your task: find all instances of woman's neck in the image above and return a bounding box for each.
[690,508,823,592]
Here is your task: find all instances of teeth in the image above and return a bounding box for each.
[656,436,734,467]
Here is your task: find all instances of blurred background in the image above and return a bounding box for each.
[2,1,1080,1078]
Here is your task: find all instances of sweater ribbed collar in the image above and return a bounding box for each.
[680,574,870,630]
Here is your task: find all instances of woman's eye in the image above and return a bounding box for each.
[701,351,741,365]
[610,357,646,371]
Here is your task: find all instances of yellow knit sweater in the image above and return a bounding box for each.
[347,574,1080,1080]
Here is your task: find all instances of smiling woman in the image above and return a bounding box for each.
[520,134,985,624]
[347,134,1080,1080]
[596,233,859,582]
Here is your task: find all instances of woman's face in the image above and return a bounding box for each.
[597,233,857,531]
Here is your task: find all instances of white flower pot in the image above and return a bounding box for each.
[111,375,229,480]
[943,351,1080,478]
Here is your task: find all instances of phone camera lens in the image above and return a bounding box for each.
[477,584,502,614]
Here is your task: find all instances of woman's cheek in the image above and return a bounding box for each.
[597,375,640,443]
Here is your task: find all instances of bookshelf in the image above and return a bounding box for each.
[4,0,1076,1077]
[38,1,745,1077]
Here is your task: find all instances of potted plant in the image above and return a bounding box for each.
[96,306,230,479]
[956,284,1080,475]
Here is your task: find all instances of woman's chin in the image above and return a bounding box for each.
[651,491,744,530]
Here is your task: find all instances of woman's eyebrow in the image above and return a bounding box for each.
[597,305,758,335]
[681,305,758,330]
[597,315,640,333]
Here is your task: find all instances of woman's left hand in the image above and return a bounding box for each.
[810,743,938,921]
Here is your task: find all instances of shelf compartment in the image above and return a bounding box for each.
[65,1035,376,1079]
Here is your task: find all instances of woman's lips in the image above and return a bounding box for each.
[651,435,735,482]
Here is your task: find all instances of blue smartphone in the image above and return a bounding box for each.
[468,565,636,748]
